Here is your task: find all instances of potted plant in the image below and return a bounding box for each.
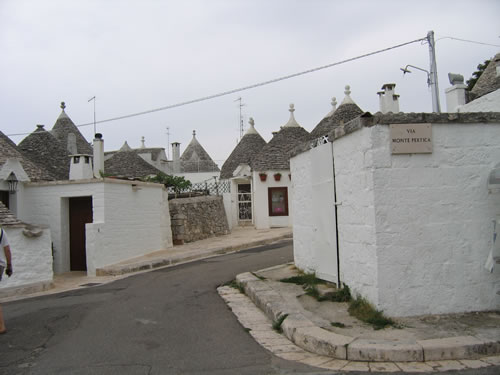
[274,173,282,181]
[259,173,267,182]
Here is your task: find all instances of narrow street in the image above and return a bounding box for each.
[1,241,498,375]
[0,241,318,374]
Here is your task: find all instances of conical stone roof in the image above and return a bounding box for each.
[220,118,267,179]
[252,105,310,171]
[309,86,363,140]
[104,151,162,179]
[18,125,70,180]
[0,131,54,181]
[470,52,500,101]
[180,131,220,173]
[51,102,93,155]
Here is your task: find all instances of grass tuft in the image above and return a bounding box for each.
[272,314,289,333]
[330,322,347,328]
[224,279,245,294]
[280,273,321,287]
[348,296,396,330]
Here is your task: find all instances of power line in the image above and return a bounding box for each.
[73,36,426,127]
[8,36,427,137]
[436,36,500,48]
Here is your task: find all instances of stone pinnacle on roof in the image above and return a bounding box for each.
[119,141,132,151]
[141,136,145,149]
[283,104,301,128]
[341,85,355,105]
[324,97,337,118]
[245,117,259,135]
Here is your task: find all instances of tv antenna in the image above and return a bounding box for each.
[234,97,245,140]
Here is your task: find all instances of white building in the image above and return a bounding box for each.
[291,108,500,317]
[446,52,500,113]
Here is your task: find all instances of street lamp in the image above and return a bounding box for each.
[6,172,18,194]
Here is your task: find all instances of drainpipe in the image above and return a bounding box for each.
[330,142,341,288]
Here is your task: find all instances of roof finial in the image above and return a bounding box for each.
[193,130,196,138]
[60,102,66,110]
[283,103,300,128]
[331,97,337,110]
[249,117,255,127]
[340,85,355,105]
[141,136,145,148]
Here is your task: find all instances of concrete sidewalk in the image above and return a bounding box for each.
[0,227,292,303]
[218,263,500,372]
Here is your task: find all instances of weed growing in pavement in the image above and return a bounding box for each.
[280,273,321,287]
[224,279,245,294]
[272,314,289,333]
[348,296,396,330]
[251,272,266,281]
[330,322,347,328]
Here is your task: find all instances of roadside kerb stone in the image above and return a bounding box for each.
[418,336,499,361]
[348,338,424,362]
[281,313,315,339]
[292,325,353,359]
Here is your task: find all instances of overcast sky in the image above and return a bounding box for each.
[1,0,499,164]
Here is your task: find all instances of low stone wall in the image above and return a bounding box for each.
[169,196,229,245]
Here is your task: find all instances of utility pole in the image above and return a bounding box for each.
[88,96,96,135]
[234,97,245,140]
[427,31,441,113]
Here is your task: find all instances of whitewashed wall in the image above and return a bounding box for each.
[21,179,172,276]
[458,89,500,112]
[291,120,500,317]
[0,226,53,291]
[291,143,338,283]
[252,170,293,229]
[371,123,500,316]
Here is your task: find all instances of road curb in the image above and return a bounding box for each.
[236,271,500,363]
[96,233,292,276]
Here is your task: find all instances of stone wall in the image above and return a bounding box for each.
[169,196,229,244]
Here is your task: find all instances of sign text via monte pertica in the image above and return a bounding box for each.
[390,123,432,154]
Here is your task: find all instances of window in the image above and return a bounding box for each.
[73,156,80,164]
[84,156,90,164]
[268,187,288,216]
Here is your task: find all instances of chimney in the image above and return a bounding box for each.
[377,83,400,113]
[93,133,104,178]
[445,73,467,112]
[171,142,181,173]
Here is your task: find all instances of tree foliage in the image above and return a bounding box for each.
[466,59,490,91]
[146,172,192,193]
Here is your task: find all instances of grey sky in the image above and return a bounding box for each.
[1,0,499,164]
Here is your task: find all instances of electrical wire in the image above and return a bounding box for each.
[7,36,427,137]
[436,36,500,48]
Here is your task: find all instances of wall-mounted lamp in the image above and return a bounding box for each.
[7,172,18,194]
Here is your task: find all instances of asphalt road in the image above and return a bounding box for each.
[1,240,498,375]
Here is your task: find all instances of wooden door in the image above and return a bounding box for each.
[69,196,93,271]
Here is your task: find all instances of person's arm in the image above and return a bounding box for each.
[4,245,12,277]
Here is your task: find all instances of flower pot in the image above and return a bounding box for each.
[259,174,267,182]
[274,174,281,181]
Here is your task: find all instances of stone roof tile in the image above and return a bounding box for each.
[470,53,500,100]
[50,102,93,155]
[180,131,220,173]
[18,125,70,180]
[104,150,162,179]
[220,118,267,179]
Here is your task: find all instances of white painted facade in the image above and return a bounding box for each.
[252,170,293,229]
[0,226,53,291]
[291,119,500,316]
[20,178,172,276]
[458,89,500,112]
